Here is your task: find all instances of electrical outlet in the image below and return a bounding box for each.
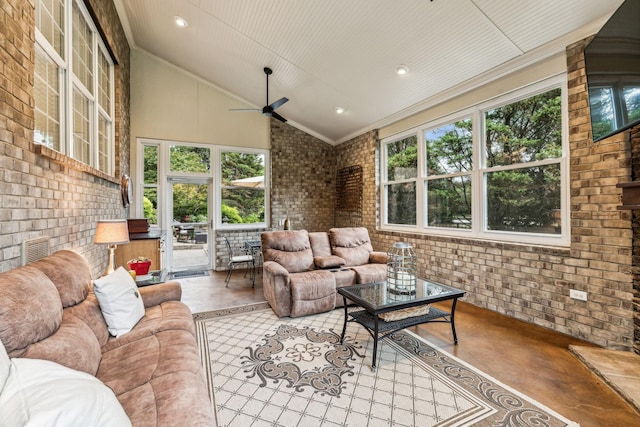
[569,289,587,301]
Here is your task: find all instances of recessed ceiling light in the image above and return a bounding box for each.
[396,65,409,75]
[174,16,188,28]
[335,107,345,114]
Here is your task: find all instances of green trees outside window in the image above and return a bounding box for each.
[382,84,565,240]
[220,152,265,224]
[142,144,267,227]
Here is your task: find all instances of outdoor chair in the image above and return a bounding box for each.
[224,237,255,287]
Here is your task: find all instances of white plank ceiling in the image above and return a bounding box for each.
[115,0,625,143]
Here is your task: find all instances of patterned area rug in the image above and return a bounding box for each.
[195,304,578,427]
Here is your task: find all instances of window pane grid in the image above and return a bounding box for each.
[34,50,61,150]
[97,114,110,173]
[36,0,65,58]
[98,49,111,111]
[73,89,90,164]
[72,3,93,93]
[35,0,114,175]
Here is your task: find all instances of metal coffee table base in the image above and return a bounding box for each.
[339,297,460,371]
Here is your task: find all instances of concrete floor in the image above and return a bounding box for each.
[176,270,640,427]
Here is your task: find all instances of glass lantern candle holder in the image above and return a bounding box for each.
[387,242,417,295]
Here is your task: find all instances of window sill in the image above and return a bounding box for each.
[35,144,119,184]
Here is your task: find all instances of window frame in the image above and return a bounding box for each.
[217,147,269,230]
[136,139,270,231]
[381,75,570,247]
[34,0,115,176]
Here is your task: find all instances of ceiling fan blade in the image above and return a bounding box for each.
[229,108,260,112]
[271,111,287,123]
[269,97,288,111]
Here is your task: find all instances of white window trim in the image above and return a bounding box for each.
[381,74,570,247]
[34,0,115,176]
[216,146,270,230]
[136,139,270,231]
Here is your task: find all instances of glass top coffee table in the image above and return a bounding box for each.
[337,278,465,371]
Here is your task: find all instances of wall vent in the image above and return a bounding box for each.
[22,237,50,266]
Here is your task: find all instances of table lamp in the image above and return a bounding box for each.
[94,219,130,276]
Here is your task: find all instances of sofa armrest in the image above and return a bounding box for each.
[264,260,290,277]
[138,281,182,308]
[369,251,388,264]
[262,261,293,317]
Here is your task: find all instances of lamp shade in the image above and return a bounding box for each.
[94,220,130,245]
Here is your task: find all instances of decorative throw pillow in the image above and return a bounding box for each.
[93,267,145,337]
[314,255,346,269]
[0,338,10,392]
[0,357,131,427]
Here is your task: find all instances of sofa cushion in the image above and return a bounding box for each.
[262,230,314,273]
[329,227,375,266]
[29,250,91,308]
[289,271,336,317]
[0,357,131,427]
[64,292,111,348]
[330,268,357,289]
[98,329,214,426]
[93,267,145,337]
[101,300,196,353]
[0,266,62,357]
[309,231,332,257]
[350,263,388,284]
[21,311,102,376]
[314,255,346,269]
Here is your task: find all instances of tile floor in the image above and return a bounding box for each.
[178,269,640,427]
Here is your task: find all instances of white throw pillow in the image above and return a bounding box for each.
[93,266,145,337]
[0,357,132,427]
[0,338,10,391]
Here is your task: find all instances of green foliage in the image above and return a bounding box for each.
[221,204,243,224]
[143,196,157,224]
[387,135,417,181]
[143,146,266,225]
[386,89,563,233]
[173,183,208,222]
[169,146,210,173]
[221,152,265,223]
[483,90,562,232]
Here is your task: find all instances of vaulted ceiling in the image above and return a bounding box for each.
[114,0,625,144]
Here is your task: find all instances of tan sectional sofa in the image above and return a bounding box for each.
[261,227,388,317]
[0,250,214,426]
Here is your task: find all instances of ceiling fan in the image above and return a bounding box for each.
[231,67,289,122]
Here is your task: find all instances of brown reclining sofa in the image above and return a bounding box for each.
[261,227,388,317]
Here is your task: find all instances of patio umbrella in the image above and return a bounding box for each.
[231,176,264,188]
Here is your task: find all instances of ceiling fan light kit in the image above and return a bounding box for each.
[230,67,289,122]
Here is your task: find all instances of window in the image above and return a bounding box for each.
[220,151,266,225]
[385,135,417,225]
[381,78,568,246]
[34,0,115,175]
[425,119,473,229]
[142,144,159,226]
[139,139,269,230]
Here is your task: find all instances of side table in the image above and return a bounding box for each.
[136,269,167,287]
